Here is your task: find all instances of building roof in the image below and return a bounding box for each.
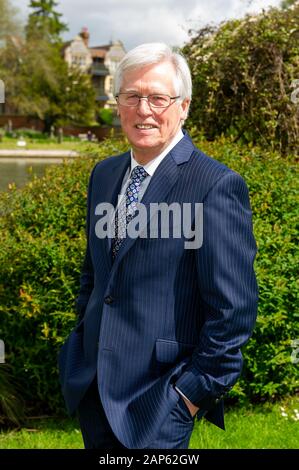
[89,49,106,59]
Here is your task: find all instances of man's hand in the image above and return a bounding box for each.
[182,396,199,417]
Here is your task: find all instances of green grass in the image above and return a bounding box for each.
[0,397,298,449]
[0,417,83,449]
[190,396,299,449]
[0,138,98,152]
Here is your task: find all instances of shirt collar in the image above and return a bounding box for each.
[130,129,184,177]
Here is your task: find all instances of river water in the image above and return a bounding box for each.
[0,158,63,193]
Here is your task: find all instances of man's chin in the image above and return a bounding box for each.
[131,138,162,153]
[131,142,164,165]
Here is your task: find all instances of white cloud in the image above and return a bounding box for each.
[13,0,282,50]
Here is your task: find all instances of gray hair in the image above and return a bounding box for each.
[114,42,192,103]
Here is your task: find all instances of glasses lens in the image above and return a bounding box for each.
[118,93,172,107]
[148,94,171,107]
[118,93,139,106]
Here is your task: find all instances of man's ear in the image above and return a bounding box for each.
[181,98,190,120]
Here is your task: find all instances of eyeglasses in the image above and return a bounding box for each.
[116,93,180,108]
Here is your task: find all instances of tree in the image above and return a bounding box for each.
[0,0,95,129]
[0,35,96,129]
[26,0,68,44]
[12,40,96,130]
[280,0,298,9]
[0,1,24,115]
[0,0,23,42]
[183,5,299,154]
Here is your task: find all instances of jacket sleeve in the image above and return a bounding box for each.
[74,164,97,322]
[175,171,258,410]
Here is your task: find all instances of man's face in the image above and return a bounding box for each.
[117,61,190,164]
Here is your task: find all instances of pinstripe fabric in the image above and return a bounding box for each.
[58,131,258,449]
[77,374,205,449]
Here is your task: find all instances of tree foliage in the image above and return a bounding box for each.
[26,0,68,44]
[0,1,95,130]
[0,0,22,42]
[183,5,299,154]
[280,0,297,9]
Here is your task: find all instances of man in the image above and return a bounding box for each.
[58,43,258,449]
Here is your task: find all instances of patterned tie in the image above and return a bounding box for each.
[111,165,148,259]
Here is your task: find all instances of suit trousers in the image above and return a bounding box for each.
[77,374,200,449]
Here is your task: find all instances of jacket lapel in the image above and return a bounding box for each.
[100,151,131,271]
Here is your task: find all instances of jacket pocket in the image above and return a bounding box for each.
[153,339,196,376]
[155,338,196,364]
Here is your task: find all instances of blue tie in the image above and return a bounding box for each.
[112,165,148,259]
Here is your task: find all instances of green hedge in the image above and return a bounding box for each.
[0,134,298,420]
[182,5,299,155]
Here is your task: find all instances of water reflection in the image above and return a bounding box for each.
[0,158,63,193]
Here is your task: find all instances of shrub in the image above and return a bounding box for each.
[97,108,115,126]
[0,364,25,427]
[183,4,299,155]
[13,129,48,140]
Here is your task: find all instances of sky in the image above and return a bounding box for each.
[14,0,282,50]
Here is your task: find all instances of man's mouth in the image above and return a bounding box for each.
[135,124,157,129]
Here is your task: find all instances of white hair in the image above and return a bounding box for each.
[114,42,192,102]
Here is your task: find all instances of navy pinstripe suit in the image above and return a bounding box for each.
[58,131,258,448]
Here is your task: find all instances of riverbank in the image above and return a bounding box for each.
[0,149,79,158]
[0,139,97,154]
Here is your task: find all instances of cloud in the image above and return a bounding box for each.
[13,0,282,50]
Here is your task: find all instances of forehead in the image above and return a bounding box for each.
[121,61,177,93]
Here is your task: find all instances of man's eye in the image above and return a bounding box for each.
[150,95,168,104]
[126,94,139,100]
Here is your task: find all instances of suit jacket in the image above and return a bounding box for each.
[58,131,258,448]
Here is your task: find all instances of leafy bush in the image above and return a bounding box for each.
[97,107,115,126]
[0,365,25,426]
[183,4,299,155]
[0,133,297,419]
[12,129,48,140]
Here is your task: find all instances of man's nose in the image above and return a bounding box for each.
[136,97,153,115]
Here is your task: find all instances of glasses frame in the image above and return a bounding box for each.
[115,92,181,108]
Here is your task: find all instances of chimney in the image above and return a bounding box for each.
[80,27,90,47]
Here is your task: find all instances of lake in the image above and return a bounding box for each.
[0,158,63,193]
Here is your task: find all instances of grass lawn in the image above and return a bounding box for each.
[190,396,299,449]
[0,138,98,152]
[0,396,298,449]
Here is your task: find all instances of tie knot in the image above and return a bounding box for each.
[130,165,148,183]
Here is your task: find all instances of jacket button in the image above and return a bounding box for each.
[104,295,114,304]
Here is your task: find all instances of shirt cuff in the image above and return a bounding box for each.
[174,386,192,404]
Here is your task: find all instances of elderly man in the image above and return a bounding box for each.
[58,42,258,449]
